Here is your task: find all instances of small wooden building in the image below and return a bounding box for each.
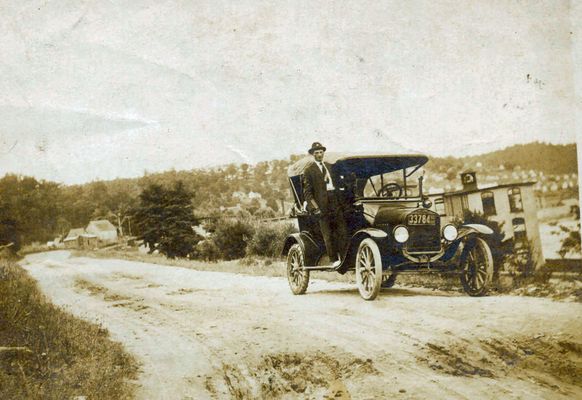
[79,234,98,249]
[431,172,544,268]
[63,228,86,249]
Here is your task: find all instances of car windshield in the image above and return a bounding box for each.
[361,167,424,199]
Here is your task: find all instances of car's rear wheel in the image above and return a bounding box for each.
[381,273,397,288]
[287,244,309,295]
[460,237,493,296]
[356,238,383,300]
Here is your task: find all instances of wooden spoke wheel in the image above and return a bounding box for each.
[287,244,309,295]
[356,238,383,300]
[460,237,494,297]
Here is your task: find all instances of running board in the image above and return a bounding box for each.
[302,265,338,271]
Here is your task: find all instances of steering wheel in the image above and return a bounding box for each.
[378,182,403,198]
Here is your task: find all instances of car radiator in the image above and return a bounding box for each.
[406,221,441,253]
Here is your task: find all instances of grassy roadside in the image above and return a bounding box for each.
[0,258,138,399]
[75,247,581,301]
[73,247,358,284]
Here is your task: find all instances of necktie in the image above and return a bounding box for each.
[319,162,329,183]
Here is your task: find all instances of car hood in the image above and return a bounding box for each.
[362,203,415,226]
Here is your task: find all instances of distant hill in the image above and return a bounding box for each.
[60,141,579,218]
[452,142,578,175]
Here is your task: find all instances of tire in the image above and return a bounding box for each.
[356,238,383,300]
[381,273,397,288]
[287,244,310,295]
[460,237,494,297]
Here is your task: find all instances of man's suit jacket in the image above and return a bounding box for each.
[303,161,333,213]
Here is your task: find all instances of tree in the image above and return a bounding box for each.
[0,205,20,253]
[0,174,64,244]
[133,181,200,258]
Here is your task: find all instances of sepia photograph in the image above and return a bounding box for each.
[1,1,581,399]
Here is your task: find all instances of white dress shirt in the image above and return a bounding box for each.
[317,162,335,191]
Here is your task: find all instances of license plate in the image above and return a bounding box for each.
[408,214,436,225]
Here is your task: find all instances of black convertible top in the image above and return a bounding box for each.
[333,155,428,179]
[287,154,428,179]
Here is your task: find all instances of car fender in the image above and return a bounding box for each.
[337,228,388,273]
[442,223,493,262]
[355,228,388,239]
[349,228,388,252]
[457,223,493,240]
[281,232,322,266]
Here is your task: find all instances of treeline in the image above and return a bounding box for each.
[0,174,144,249]
[458,142,578,175]
[0,142,577,248]
[427,142,578,178]
[0,156,298,248]
[0,176,63,250]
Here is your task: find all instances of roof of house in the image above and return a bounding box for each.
[444,181,537,197]
[65,228,86,240]
[88,219,117,232]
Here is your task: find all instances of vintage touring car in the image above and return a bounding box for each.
[282,154,495,300]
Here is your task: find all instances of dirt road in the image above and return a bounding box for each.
[22,251,581,400]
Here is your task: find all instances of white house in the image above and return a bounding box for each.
[86,220,118,243]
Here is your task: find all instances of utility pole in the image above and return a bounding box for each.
[117,213,123,237]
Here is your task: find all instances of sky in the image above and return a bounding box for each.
[0,0,579,184]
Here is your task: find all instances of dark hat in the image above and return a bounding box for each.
[308,142,327,154]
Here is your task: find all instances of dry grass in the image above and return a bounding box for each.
[76,248,288,277]
[76,248,581,301]
[0,258,139,399]
[396,273,463,292]
[18,242,52,256]
[75,248,358,284]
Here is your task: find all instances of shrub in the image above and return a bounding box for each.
[503,239,539,284]
[246,222,297,258]
[558,222,581,258]
[193,239,221,261]
[253,207,277,219]
[19,242,50,256]
[210,218,256,260]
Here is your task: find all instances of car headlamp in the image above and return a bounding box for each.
[393,225,409,243]
[442,224,458,241]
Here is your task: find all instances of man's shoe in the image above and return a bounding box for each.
[332,260,341,268]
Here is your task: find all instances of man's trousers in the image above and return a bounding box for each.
[318,191,348,263]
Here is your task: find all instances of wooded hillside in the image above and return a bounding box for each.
[0,142,578,246]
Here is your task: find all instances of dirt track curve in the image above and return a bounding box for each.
[22,251,581,400]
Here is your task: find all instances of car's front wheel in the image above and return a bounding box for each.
[460,237,493,296]
[287,244,309,295]
[356,238,383,300]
